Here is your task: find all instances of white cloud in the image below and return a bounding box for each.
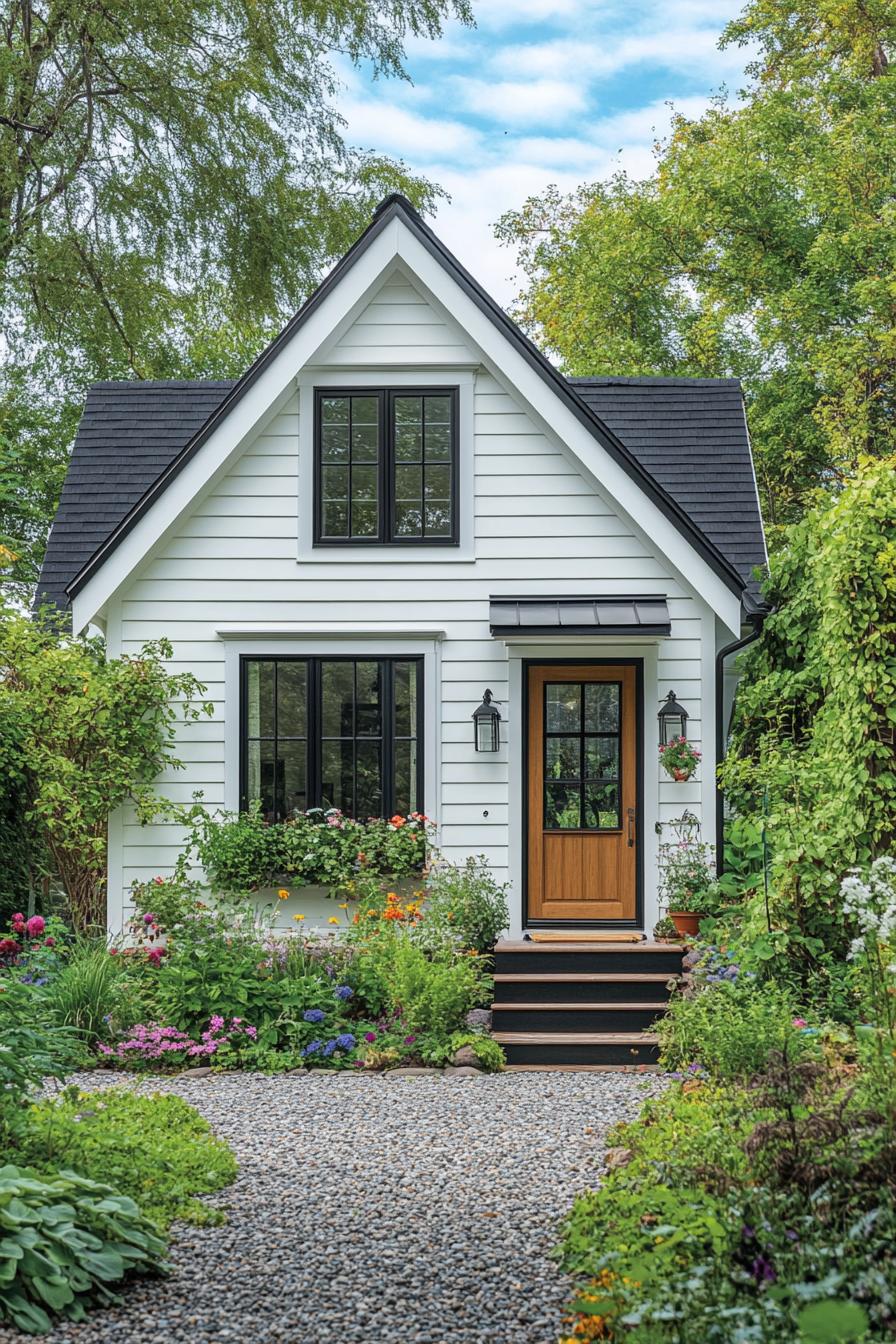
[340,97,481,158]
[451,76,589,124]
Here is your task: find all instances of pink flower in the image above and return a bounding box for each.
[43,936,56,947]
[25,915,45,938]
[364,1031,377,1043]
[792,1017,808,1029]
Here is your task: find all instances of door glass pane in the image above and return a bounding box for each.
[585,683,620,732]
[321,662,354,737]
[355,662,382,736]
[585,737,618,779]
[246,661,275,737]
[584,783,620,829]
[546,684,581,732]
[545,782,581,830]
[546,736,580,780]
[277,662,306,737]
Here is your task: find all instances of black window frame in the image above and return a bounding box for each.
[313,386,460,547]
[239,654,425,821]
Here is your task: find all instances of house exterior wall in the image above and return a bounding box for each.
[105,277,717,936]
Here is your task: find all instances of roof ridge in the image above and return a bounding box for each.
[88,378,239,391]
[568,375,743,388]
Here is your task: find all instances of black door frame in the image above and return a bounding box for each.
[522,657,644,930]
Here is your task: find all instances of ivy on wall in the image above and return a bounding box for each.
[721,455,896,953]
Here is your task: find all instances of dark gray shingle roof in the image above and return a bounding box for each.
[569,376,767,600]
[35,380,237,614]
[36,373,766,617]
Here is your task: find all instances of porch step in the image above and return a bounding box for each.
[493,1031,660,1068]
[493,973,678,1005]
[494,940,684,977]
[492,1001,668,1033]
[491,939,684,1070]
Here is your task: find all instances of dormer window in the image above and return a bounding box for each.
[314,387,458,545]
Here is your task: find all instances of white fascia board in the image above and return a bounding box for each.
[395,227,743,637]
[71,221,405,632]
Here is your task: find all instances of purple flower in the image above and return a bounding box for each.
[143,912,155,925]
[751,1254,777,1285]
[304,1008,325,1023]
[335,1033,355,1050]
[403,1034,417,1045]
[334,985,354,1001]
[302,1040,322,1056]
[323,1040,337,1057]
[364,1031,377,1043]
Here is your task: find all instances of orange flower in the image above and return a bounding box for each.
[386,892,400,905]
[277,888,289,900]
[390,814,405,827]
[353,913,360,925]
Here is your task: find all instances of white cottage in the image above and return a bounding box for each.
[38,195,767,955]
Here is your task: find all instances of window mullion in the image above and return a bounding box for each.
[383,391,392,542]
[383,659,394,817]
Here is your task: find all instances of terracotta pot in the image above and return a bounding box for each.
[668,910,701,937]
[671,768,694,782]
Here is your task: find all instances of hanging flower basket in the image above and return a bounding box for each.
[659,736,701,782]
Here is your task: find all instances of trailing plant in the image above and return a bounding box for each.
[658,814,718,913]
[658,735,701,781]
[0,1164,168,1336]
[0,614,212,930]
[185,803,434,895]
[19,1088,237,1230]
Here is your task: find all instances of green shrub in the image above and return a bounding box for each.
[19,1089,237,1230]
[656,969,814,1081]
[423,856,509,952]
[0,978,78,1145]
[0,1164,168,1336]
[363,936,489,1037]
[424,1030,505,1072]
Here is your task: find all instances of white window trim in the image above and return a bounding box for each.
[295,368,475,564]
[222,635,442,823]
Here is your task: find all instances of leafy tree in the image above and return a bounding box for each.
[0,0,471,595]
[0,612,213,930]
[496,0,896,534]
[720,455,896,958]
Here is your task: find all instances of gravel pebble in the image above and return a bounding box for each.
[11,1069,665,1344]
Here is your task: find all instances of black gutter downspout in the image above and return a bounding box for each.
[715,614,766,876]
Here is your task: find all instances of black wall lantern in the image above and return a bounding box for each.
[473,689,501,752]
[658,690,688,744]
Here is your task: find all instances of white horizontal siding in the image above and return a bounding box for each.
[325,278,477,366]
[109,324,710,933]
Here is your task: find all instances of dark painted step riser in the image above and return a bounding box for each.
[493,1007,666,1033]
[493,980,678,1005]
[494,951,684,976]
[503,1042,660,1067]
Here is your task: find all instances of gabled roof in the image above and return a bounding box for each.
[36,374,766,616]
[34,195,767,618]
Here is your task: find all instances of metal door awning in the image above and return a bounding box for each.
[489,595,670,638]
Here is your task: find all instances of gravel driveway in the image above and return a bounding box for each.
[12,1070,664,1344]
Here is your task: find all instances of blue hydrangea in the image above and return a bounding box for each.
[302,1039,322,1056]
[334,985,353,1000]
[335,1033,356,1051]
[303,1008,325,1023]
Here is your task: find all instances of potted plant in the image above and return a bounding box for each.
[663,883,721,938]
[652,915,682,943]
[659,736,701,782]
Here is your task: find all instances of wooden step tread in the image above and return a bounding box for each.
[493,1031,659,1045]
[497,939,680,954]
[492,1001,668,1012]
[493,972,678,983]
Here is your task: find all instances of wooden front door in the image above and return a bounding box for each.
[527,663,638,923]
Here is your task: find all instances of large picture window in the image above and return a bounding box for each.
[314,388,458,545]
[240,656,423,822]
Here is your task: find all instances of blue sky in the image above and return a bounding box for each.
[339,0,751,302]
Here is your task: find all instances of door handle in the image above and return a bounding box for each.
[627,808,636,847]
